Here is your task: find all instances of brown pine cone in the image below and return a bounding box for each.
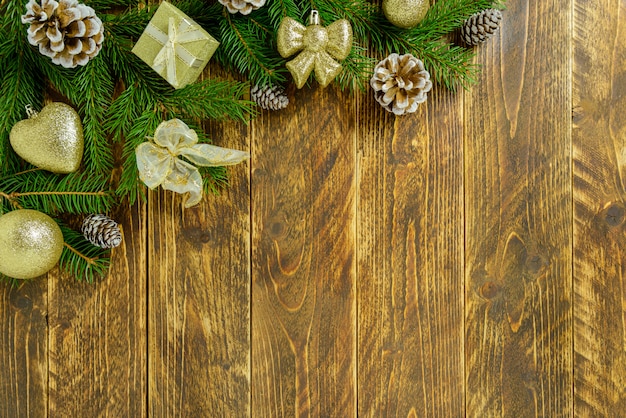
[219,0,266,15]
[460,9,502,46]
[22,0,104,68]
[370,53,432,116]
[251,84,289,111]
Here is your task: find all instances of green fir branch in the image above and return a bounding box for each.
[217,9,287,86]
[198,166,229,195]
[59,224,111,283]
[266,0,300,30]
[75,58,116,174]
[84,0,137,10]
[0,171,114,215]
[116,107,163,204]
[161,79,255,122]
[335,43,374,91]
[101,6,157,38]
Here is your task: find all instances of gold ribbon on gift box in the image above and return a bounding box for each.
[144,17,206,87]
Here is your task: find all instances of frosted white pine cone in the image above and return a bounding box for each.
[370,53,432,116]
[251,84,289,111]
[22,0,104,68]
[219,0,266,15]
[82,214,122,249]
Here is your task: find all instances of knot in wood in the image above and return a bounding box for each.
[604,203,625,227]
[479,281,500,300]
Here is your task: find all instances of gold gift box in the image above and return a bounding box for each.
[132,1,219,89]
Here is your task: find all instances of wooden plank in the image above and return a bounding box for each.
[47,203,147,416]
[147,119,251,416]
[573,0,626,415]
[464,0,572,415]
[251,86,356,417]
[356,85,465,416]
[0,279,47,418]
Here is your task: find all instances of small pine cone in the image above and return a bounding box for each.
[370,53,432,116]
[21,0,104,68]
[219,0,266,15]
[82,214,122,249]
[461,9,502,46]
[251,84,289,111]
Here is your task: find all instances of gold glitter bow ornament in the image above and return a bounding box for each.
[277,10,353,88]
[132,2,219,89]
[136,119,249,208]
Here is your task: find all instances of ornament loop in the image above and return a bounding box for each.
[25,104,38,118]
[309,10,320,25]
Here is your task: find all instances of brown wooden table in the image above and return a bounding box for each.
[2,0,625,416]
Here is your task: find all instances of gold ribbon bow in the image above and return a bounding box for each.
[145,17,206,88]
[136,119,250,208]
[277,10,353,88]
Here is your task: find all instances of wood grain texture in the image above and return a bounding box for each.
[356,85,464,417]
[251,86,356,417]
[464,0,572,416]
[573,0,626,415]
[0,279,47,418]
[147,117,251,417]
[48,202,147,417]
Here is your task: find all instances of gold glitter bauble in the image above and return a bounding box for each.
[382,0,429,29]
[0,210,64,279]
[10,102,84,173]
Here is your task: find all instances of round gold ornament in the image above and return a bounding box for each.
[0,210,64,279]
[9,102,84,173]
[382,0,429,29]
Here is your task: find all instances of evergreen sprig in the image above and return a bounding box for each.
[0,170,114,215]
[59,223,111,283]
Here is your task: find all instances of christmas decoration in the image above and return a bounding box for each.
[382,0,429,29]
[461,8,503,46]
[219,0,266,15]
[0,209,64,280]
[82,214,122,249]
[277,10,353,88]
[10,102,84,173]
[21,0,104,68]
[251,84,289,110]
[370,53,432,115]
[132,1,220,89]
[1,0,503,283]
[136,119,250,208]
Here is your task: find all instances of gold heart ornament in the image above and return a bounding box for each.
[10,102,84,173]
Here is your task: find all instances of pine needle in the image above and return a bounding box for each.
[59,223,111,283]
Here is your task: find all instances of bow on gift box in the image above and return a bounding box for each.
[136,119,249,208]
[277,10,353,88]
[145,17,206,88]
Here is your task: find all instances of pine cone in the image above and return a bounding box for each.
[370,53,432,116]
[218,0,266,15]
[82,214,122,249]
[251,84,289,111]
[461,9,502,46]
[21,0,104,68]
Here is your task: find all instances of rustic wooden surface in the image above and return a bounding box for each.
[2,0,625,416]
